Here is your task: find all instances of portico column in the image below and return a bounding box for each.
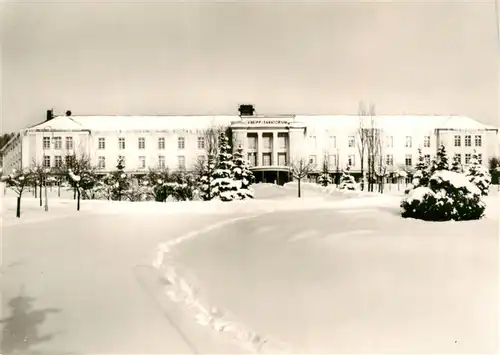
[257,131,263,167]
[272,131,278,166]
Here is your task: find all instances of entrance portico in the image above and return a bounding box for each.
[230,115,307,184]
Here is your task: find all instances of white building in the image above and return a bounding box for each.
[1,106,498,184]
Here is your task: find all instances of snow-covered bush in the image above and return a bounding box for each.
[211,132,238,201]
[103,158,131,201]
[401,170,485,221]
[465,152,491,196]
[232,145,255,199]
[338,166,357,191]
[430,144,450,173]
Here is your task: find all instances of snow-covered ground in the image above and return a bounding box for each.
[1,182,498,354]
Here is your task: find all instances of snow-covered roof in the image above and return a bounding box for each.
[25,114,496,133]
[296,115,497,132]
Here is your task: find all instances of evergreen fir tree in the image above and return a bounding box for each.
[451,154,462,173]
[411,148,431,189]
[211,132,237,201]
[465,151,491,196]
[199,153,216,201]
[232,144,255,199]
[430,144,450,173]
[338,165,357,190]
[106,157,131,201]
[317,157,332,187]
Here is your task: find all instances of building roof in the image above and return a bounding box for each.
[24,114,497,133]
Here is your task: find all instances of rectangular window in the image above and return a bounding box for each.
[54,155,62,168]
[454,153,461,164]
[53,137,62,150]
[465,135,471,147]
[309,155,317,165]
[386,154,394,166]
[329,136,337,149]
[247,136,257,150]
[424,154,431,165]
[98,156,106,169]
[348,136,355,148]
[263,153,272,166]
[118,137,125,150]
[98,137,106,150]
[308,135,317,149]
[158,137,165,150]
[329,154,338,168]
[465,153,471,164]
[178,137,185,149]
[139,156,146,169]
[197,136,205,150]
[278,133,287,149]
[405,154,412,166]
[263,135,272,150]
[475,135,482,147]
[278,153,287,166]
[43,155,51,168]
[118,155,126,168]
[454,135,461,147]
[386,136,394,148]
[247,153,257,167]
[138,137,146,149]
[348,154,355,166]
[43,137,51,150]
[424,136,431,148]
[65,155,74,167]
[405,136,412,148]
[177,155,185,170]
[158,155,165,169]
[477,153,483,164]
[65,136,74,150]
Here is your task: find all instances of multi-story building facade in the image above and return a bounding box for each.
[1,106,498,184]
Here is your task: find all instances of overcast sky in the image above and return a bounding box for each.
[1,0,499,133]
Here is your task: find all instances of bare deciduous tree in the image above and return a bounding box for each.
[290,158,315,198]
[2,168,31,218]
[29,160,49,207]
[364,103,379,192]
[356,101,369,191]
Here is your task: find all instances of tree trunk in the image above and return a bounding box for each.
[39,182,43,207]
[34,184,37,198]
[58,181,61,197]
[77,188,81,211]
[298,178,301,198]
[16,196,21,218]
[360,155,364,191]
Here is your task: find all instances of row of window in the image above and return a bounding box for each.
[43,136,74,150]
[96,136,205,151]
[41,151,483,171]
[41,155,191,170]
[311,134,483,149]
[306,152,483,168]
[454,135,482,147]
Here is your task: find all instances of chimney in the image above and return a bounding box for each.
[46,109,54,121]
[66,110,72,117]
[239,104,255,117]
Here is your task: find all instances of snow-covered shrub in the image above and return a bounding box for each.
[338,166,357,191]
[465,152,491,196]
[211,132,237,201]
[232,145,255,199]
[102,158,131,201]
[401,170,485,221]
